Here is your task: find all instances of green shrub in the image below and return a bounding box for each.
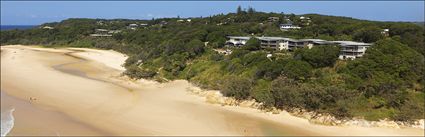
[251,79,274,107]
[124,65,157,79]
[282,60,313,80]
[221,76,252,100]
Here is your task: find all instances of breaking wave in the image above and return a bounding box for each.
[1,108,15,137]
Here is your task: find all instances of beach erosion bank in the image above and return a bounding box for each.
[1,45,423,136]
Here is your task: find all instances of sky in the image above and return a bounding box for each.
[1,1,424,25]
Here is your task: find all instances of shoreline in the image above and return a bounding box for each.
[1,45,424,136]
[1,91,109,136]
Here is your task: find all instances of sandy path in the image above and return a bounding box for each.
[1,45,423,136]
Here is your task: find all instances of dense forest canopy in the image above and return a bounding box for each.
[1,7,424,122]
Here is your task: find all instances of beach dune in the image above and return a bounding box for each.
[1,45,423,136]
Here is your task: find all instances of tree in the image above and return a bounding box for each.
[295,45,340,68]
[247,7,256,14]
[282,60,313,80]
[353,26,383,43]
[242,38,261,51]
[251,79,274,107]
[221,76,252,100]
[270,77,302,109]
[124,65,157,79]
[185,39,205,58]
[236,6,243,14]
[345,39,424,92]
[255,61,285,80]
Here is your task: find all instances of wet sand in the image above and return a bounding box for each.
[1,45,423,136]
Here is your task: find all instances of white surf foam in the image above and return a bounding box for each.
[1,108,15,137]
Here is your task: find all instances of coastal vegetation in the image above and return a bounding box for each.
[1,7,424,122]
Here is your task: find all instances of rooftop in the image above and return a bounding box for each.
[299,39,327,42]
[256,36,297,42]
[332,41,372,46]
[95,29,109,32]
[226,36,251,40]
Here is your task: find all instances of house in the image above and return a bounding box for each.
[266,54,273,58]
[140,23,148,27]
[299,16,311,20]
[381,29,390,37]
[96,21,105,25]
[267,17,280,22]
[225,36,251,47]
[279,23,301,31]
[333,41,372,60]
[214,49,232,55]
[299,16,312,26]
[108,30,122,34]
[187,19,192,22]
[90,29,112,37]
[128,24,138,30]
[42,26,54,30]
[177,19,185,22]
[159,21,168,26]
[95,29,109,33]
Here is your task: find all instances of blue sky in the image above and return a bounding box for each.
[1,1,424,25]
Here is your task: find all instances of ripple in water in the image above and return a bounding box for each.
[1,108,15,137]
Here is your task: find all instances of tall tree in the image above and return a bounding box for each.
[247,7,255,14]
[236,6,243,14]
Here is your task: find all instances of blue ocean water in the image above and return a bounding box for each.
[1,25,36,31]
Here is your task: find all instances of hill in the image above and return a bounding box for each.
[1,7,424,122]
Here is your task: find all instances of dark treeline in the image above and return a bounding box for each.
[1,7,424,122]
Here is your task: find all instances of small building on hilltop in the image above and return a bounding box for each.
[140,23,149,27]
[214,49,232,55]
[299,16,312,26]
[225,36,251,47]
[280,23,301,31]
[90,29,113,37]
[128,24,138,30]
[159,21,168,26]
[381,29,390,37]
[42,26,54,30]
[108,30,122,34]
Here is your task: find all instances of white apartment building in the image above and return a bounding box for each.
[225,36,372,60]
[257,36,302,51]
[225,36,251,47]
[333,41,372,60]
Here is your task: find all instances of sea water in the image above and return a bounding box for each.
[0,108,15,137]
[0,25,35,31]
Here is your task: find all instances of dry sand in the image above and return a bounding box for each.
[1,45,423,136]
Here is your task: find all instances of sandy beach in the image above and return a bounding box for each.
[1,45,424,136]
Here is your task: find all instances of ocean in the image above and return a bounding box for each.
[0,108,15,137]
[0,91,16,137]
[1,25,36,31]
